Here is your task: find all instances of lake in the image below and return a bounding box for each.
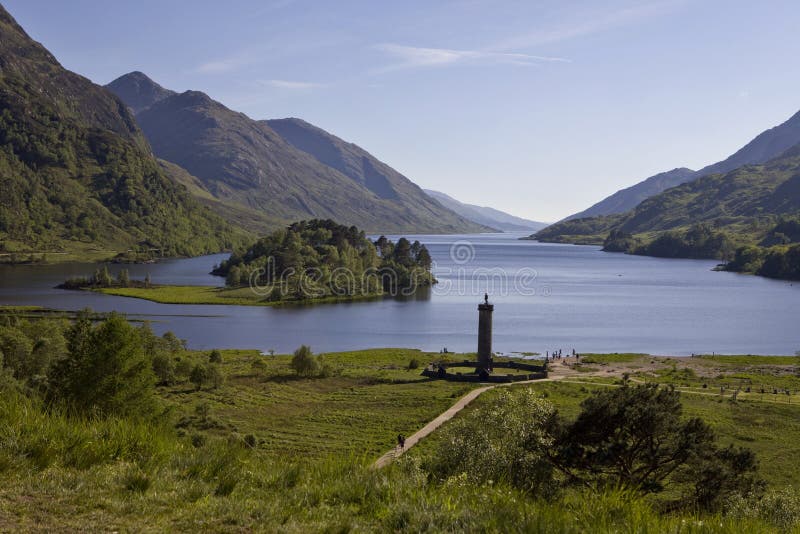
[1,233,798,356]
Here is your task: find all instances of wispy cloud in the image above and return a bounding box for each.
[193,54,254,75]
[374,44,569,72]
[493,1,685,50]
[373,1,684,74]
[261,79,325,90]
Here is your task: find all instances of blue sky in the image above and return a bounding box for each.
[6,0,800,222]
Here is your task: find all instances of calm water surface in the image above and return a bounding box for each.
[1,233,798,355]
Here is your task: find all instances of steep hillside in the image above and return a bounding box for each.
[107,74,486,234]
[0,6,245,259]
[565,168,695,221]
[694,110,800,177]
[265,119,488,234]
[534,145,800,260]
[423,189,546,232]
[561,109,800,222]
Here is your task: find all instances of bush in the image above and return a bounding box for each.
[189,364,208,391]
[408,358,420,370]
[152,354,175,385]
[209,349,222,363]
[427,389,558,493]
[290,345,320,377]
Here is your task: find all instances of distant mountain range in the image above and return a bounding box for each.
[0,6,244,258]
[563,110,800,221]
[106,72,487,235]
[533,109,800,256]
[423,190,547,232]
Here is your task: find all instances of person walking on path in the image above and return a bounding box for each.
[397,434,406,450]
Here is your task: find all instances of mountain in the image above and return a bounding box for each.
[423,189,547,232]
[106,73,487,235]
[105,71,175,114]
[693,110,800,177]
[565,168,695,221]
[534,144,800,252]
[562,110,800,222]
[0,6,244,259]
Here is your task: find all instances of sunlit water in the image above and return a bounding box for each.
[1,233,798,355]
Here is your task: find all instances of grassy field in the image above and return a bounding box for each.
[98,285,386,307]
[161,348,476,459]
[5,348,800,530]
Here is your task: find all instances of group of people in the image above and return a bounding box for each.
[545,349,579,361]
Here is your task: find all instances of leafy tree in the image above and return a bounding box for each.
[427,389,558,493]
[48,313,157,417]
[117,269,130,287]
[174,358,194,381]
[552,383,762,509]
[162,331,185,354]
[207,364,224,389]
[152,353,176,385]
[189,364,208,391]
[209,349,223,363]
[290,345,319,377]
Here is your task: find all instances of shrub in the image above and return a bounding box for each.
[209,349,222,363]
[290,345,320,377]
[408,358,420,370]
[427,389,558,493]
[189,364,208,391]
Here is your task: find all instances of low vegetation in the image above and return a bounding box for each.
[4,313,800,530]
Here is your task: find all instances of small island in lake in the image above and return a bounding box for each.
[59,219,436,306]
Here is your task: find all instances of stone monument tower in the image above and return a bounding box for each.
[477,293,493,372]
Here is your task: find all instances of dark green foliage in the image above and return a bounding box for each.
[552,383,763,510]
[756,244,800,280]
[633,224,735,260]
[0,10,247,258]
[725,245,767,274]
[602,229,639,253]
[48,312,157,417]
[209,349,222,363]
[290,345,320,377]
[190,364,208,391]
[207,365,224,389]
[214,220,435,299]
[760,216,800,246]
[152,354,176,385]
[0,317,66,386]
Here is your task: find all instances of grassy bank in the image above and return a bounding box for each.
[96,284,387,306]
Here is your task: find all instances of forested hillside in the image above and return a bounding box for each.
[0,6,246,260]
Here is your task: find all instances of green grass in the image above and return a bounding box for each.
[97,285,386,307]
[5,349,800,530]
[694,355,800,366]
[579,353,649,364]
[162,348,475,459]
